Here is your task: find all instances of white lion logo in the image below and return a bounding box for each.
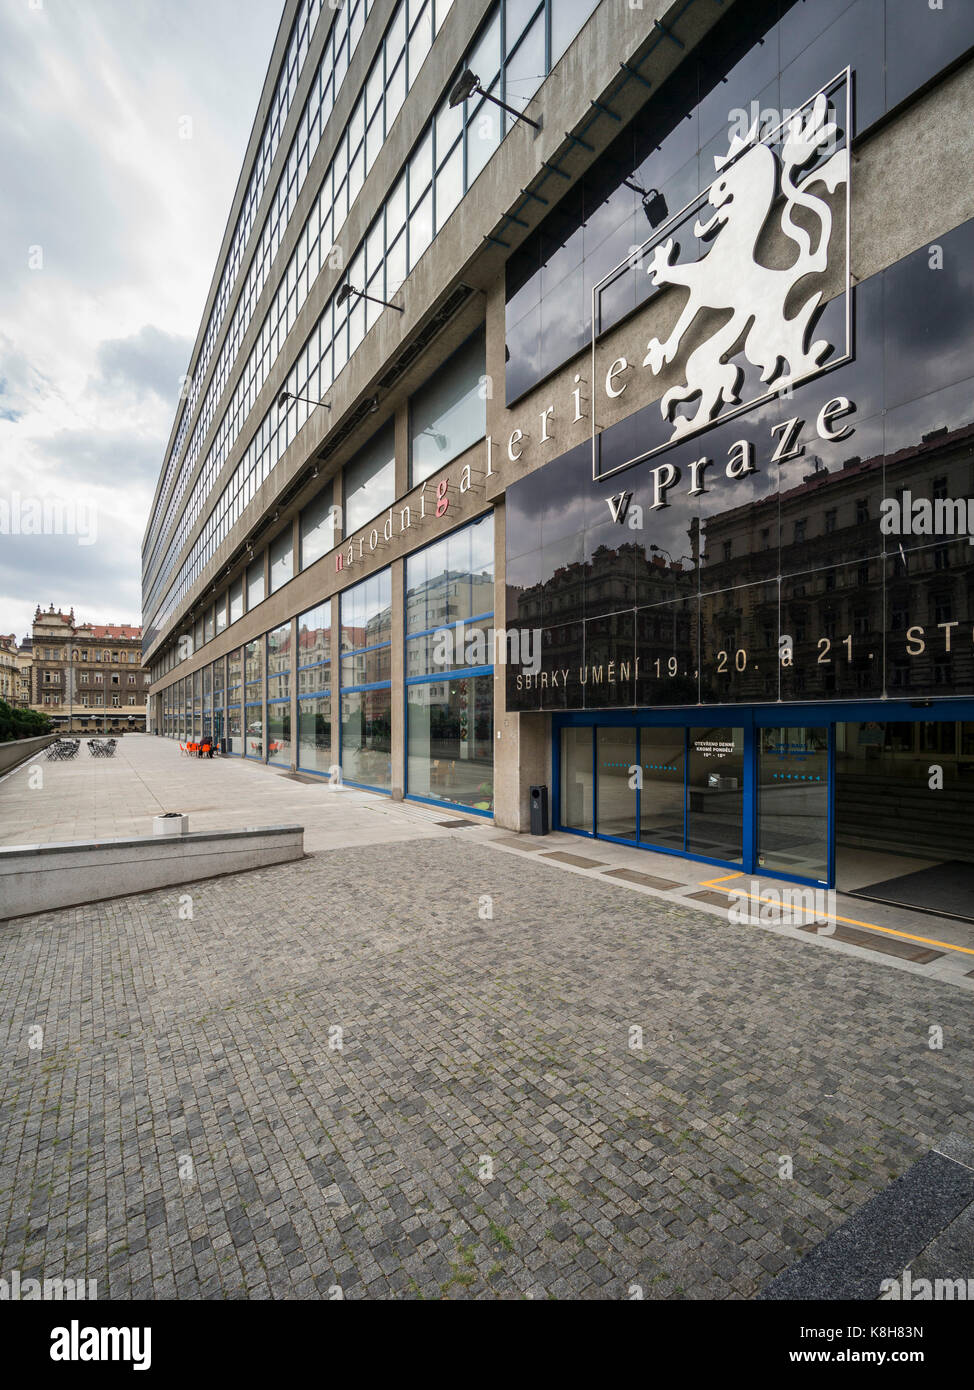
[643,93,849,441]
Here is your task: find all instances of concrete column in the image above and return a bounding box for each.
[492,497,551,831]
[390,557,405,800]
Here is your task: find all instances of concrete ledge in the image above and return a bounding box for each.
[0,824,304,919]
[0,734,58,776]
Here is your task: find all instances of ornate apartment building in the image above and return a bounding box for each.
[0,634,31,708]
[30,605,148,733]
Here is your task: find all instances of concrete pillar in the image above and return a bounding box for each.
[492,497,551,831]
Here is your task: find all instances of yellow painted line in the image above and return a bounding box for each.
[697,874,974,958]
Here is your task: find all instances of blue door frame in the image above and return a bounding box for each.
[551,699,974,889]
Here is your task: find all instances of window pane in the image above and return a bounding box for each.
[298,601,331,678]
[269,528,294,592]
[410,128,433,203]
[407,674,493,809]
[246,558,264,609]
[469,8,501,89]
[267,621,292,701]
[344,421,396,532]
[465,98,500,184]
[550,0,598,65]
[560,727,593,830]
[435,140,463,229]
[408,187,433,265]
[298,695,332,773]
[267,702,291,764]
[503,10,545,129]
[300,487,336,568]
[596,727,637,840]
[638,727,685,851]
[229,579,244,624]
[341,687,392,789]
[410,328,486,484]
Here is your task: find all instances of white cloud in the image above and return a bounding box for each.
[0,0,282,642]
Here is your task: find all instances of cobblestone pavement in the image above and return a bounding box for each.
[1,837,972,1300]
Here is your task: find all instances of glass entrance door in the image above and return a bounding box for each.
[638,726,685,851]
[687,727,745,864]
[596,727,637,840]
[757,726,829,882]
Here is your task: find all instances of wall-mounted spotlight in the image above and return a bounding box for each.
[448,68,541,130]
[422,425,449,451]
[278,388,330,411]
[624,179,668,228]
[336,282,403,313]
[366,395,380,413]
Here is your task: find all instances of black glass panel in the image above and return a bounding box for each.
[699,582,780,704]
[506,0,974,401]
[780,562,884,701]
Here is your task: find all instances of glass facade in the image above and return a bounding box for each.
[340,569,392,789]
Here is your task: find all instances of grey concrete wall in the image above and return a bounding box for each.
[0,735,58,776]
[0,825,305,920]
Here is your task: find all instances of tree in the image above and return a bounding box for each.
[0,700,53,742]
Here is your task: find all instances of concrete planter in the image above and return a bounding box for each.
[153,812,188,836]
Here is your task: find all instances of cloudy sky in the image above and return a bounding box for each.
[0,0,282,642]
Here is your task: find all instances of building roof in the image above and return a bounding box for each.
[89,625,142,640]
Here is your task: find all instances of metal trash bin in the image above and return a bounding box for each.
[530,784,550,836]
